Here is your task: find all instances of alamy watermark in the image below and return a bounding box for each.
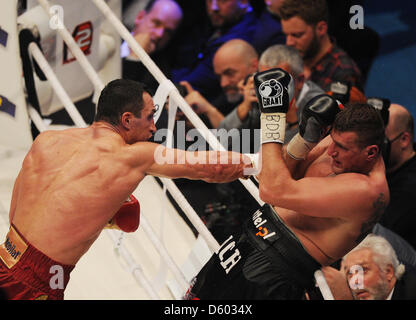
[349,5,364,30]
[49,5,64,30]
[49,265,64,290]
[348,265,365,290]
[153,121,260,164]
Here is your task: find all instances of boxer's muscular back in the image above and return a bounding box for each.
[10,126,148,265]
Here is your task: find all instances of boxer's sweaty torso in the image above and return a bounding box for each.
[10,125,148,266]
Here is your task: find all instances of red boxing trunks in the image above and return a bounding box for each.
[0,225,74,300]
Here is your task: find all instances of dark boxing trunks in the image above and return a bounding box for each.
[185,204,321,300]
[0,225,74,300]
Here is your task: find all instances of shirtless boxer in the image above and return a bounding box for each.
[185,69,389,300]
[0,79,252,300]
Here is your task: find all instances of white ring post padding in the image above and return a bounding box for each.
[314,269,335,300]
[36,0,105,95]
[91,0,263,205]
[29,43,88,128]
[159,177,221,253]
[140,214,190,293]
[106,230,160,300]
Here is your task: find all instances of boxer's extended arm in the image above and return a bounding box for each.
[130,142,252,183]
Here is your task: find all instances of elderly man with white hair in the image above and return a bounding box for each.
[321,234,416,300]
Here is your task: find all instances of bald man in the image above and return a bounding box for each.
[378,103,416,249]
[179,39,258,128]
[123,0,183,57]
[122,0,183,93]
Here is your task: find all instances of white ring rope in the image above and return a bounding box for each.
[27,105,48,132]
[139,214,190,292]
[159,177,221,253]
[108,230,160,300]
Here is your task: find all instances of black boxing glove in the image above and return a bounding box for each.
[253,68,294,144]
[367,97,390,127]
[287,94,342,160]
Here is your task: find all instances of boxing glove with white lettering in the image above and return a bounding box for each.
[253,68,294,144]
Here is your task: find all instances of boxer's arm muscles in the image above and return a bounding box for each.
[259,143,374,219]
[149,147,251,182]
[130,142,251,183]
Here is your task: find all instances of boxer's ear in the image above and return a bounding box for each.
[366,145,379,161]
[121,112,134,129]
[315,21,328,37]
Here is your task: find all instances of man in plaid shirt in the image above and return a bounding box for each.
[279,0,364,93]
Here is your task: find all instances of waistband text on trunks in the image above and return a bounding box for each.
[0,226,28,269]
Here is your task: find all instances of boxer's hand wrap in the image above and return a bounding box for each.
[287,94,342,160]
[254,68,294,144]
[107,194,140,233]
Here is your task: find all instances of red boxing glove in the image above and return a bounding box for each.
[108,195,140,233]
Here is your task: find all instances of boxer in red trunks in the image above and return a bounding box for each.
[0,225,74,300]
[0,79,252,300]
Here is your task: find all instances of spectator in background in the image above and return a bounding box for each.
[178,39,259,129]
[378,103,416,250]
[121,0,183,93]
[252,0,285,55]
[171,0,258,104]
[279,0,364,93]
[321,234,416,300]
